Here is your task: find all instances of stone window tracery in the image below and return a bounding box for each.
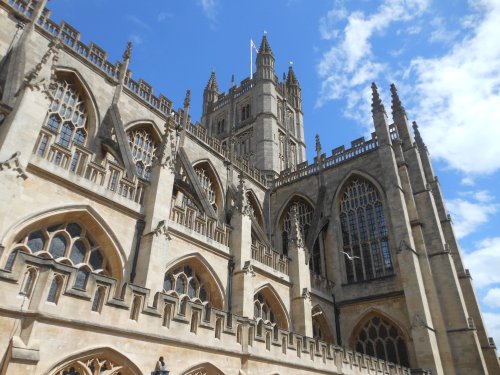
[53,356,131,375]
[4,222,111,284]
[45,79,88,147]
[354,315,409,367]
[195,168,216,206]
[339,178,393,283]
[164,265,209,303]
[127,128,156,180]
[253,292,276,324]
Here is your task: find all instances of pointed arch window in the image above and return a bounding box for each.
[44,79,88,147]
[280,198,313,255]
[127,128,157,180]
[3,222,112,284]
[253,292,276,325]
[164,265,210,304]
[339,178,393,283]
[354,315,409,367]
[195,167,216,206]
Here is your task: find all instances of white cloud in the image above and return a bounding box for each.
[198,0,218,25]
[446,192,497,239]
[461,177,475,186]
[463,237,500,289]
[483,312,500,349]
[316,0,500,176]
[484,288,500,308]
[316,0,430,112]
[409,0,500,175]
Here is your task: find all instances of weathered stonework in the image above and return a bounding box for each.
[0,1,498,374]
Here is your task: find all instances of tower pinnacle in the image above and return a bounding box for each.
[390,83,406,117]
[371,82,386,115]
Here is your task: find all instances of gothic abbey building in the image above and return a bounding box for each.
[0,1,498,374]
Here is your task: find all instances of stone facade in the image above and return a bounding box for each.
[0,1,498,374]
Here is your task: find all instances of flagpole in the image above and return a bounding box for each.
[250,39,253,78]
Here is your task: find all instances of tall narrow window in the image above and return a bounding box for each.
[20,268,37,297]
[339,178,393,283]
[47,275,63,303]
[91,286,105,312]
[127,128,157,180]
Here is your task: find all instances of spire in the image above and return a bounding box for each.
[413,121,427,151]
[205,71,219,93]
[118,41,132,83]
[315,134,322,158]
[390,83,406,117]
[256,33,275,80]
[258,34,273,55]
[371,82,386,115]
[371,82,391,145]
[390,83,413,145]
[183,89,191,109]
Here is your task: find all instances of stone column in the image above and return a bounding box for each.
[133,121,177,294]
[230,174,255,318]
[287,206,313,337]
[371,83,445,374]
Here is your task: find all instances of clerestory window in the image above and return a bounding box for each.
[127,128,157,180]
[339,178,393,283]
[253,292,276,324]
[45,79,88,147]
[163,265,209,303]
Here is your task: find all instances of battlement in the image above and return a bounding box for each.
[0,253,415,375]
[274,124,398,188]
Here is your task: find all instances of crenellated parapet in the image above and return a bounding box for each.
[0,252,415,375]
[274,124,399,188]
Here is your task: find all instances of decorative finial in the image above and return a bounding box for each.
[283,72,287,81]
[315,134,322,155]
[123,41,132,61]
[231,74,235,87]
[412,121,426,150]
[288,205,304,248]
[371,82,386,115]
[183,89,191,109]
[263,30,267,35]
[390,83,406,117]
[289,61,293,66]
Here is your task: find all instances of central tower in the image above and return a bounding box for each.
[201,34,306,179]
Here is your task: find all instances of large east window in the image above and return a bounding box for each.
[339,178,393,283]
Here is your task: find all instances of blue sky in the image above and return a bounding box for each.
[47,0,500,345]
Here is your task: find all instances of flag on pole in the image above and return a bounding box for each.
[250,39,258,52]
[250,39,258,78]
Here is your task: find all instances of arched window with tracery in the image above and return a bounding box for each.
[36,76,91,172]
[127,128,157,180]
[280,197,313,255]
[50,353,140,375]
[195,167,216,211]
[4,222,112,287]
[353,315,409,367]
[254,292,276,325]
[164,265,210,304]
[339,178,393,283]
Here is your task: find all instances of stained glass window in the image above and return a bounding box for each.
[340,178,393,283]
